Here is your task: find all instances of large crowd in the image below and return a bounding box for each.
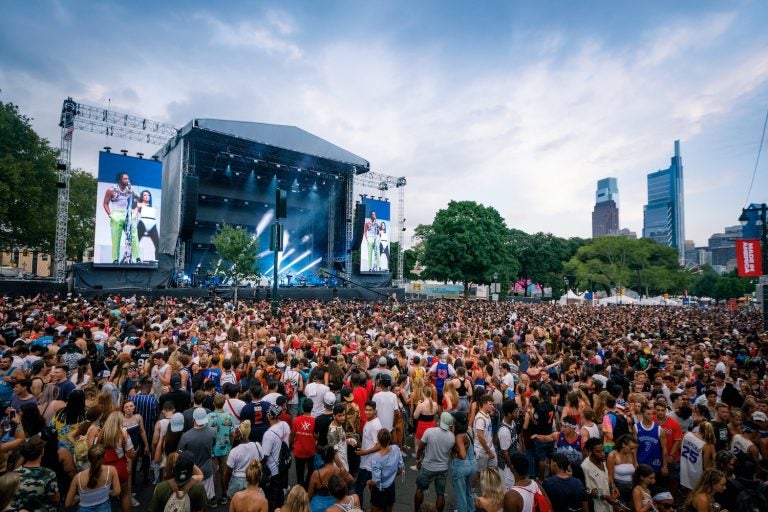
[0,293,765,512]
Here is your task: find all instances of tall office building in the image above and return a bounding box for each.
[592,178,619,237]
[642,140,685,262]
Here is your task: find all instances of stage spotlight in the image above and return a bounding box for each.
[378,181,389,191]
[396,177,407,187]
[312,181,318,191]
[225,164,232,176]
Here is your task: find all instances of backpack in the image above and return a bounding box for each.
[513,484,553,512]
[163,479,194,512]
[608,411,630,441]
[734,484,768,512]
[221,370,238,387]
[283,372,297,401]
[258,366,283,390]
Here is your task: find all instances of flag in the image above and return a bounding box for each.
[736,239,762,277]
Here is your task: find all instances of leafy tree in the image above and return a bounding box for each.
[713,277,754,301]
[402,246,420,280]
[67,170,97,262]
[415,200,518,297]
[510,230,586,296]
[0,102,58,252]
[211,224,260,304]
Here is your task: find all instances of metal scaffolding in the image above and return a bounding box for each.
[54,97,178,282]
[353,171,407,285]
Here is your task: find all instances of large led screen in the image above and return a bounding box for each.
[359,198,390,273]
[94,152,162,267]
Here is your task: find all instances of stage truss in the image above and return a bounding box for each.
[55,97,178,282]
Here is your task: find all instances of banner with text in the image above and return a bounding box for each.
[736,238,762,277]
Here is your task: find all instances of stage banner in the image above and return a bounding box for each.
[736,239,762,277]
[94,152,162,267]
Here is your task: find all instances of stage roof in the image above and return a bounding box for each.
[188,119,369,170]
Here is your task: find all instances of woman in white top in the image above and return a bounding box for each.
[65,444,121,512]
[136,190,159,261]
[579,408,601,455]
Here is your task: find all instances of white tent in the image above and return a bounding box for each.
[559,289,586,305]
[598,295,635,305]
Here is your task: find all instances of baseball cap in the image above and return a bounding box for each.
[97,370,111,380]
[439,412,454,431]
[268,403,283,419]
[170,412,184,433]
[170,374,182,390]
[753,411,768,422]
[192,407,208,426]
[378,357,387,366]
[174,451,195,483]
[324,391,337,407]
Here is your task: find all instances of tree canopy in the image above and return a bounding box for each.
[0,102,59,252]
[67,170,97,262]
[211,224,260,303]
[414,200,517,296]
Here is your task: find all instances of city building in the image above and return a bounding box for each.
[642,140,686,262]
[741,203,765,239]
[708,225,741,269]
[592,178,619,237]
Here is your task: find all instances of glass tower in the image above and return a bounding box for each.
[642,140,685,262]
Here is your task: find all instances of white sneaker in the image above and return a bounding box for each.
[410,464,418,471]
[131,497,140,507]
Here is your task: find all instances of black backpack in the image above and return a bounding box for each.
[608,411,630,440]
[262,429,292,483]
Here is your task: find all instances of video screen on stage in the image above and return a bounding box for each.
[359,198,390,273]
[93,151,162,267]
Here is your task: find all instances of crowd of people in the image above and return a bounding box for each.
[0,292,766,512]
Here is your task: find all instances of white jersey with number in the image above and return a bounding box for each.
[680,432,706,490]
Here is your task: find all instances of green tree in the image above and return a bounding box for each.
[510,230,586,296]
[0,102,58,252]
[402,246,420,280]
[67,170,97,262]
[415,201,518,297]
[211,224,260,304]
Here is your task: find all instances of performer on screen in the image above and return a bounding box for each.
[378,221,389,271]
[102,172,139,263]
[136,189,159,261]
[364,210,379,271]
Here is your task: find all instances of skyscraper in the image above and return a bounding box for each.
[642,140,685,262]
[592,177,619,237]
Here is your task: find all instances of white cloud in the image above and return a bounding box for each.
[196,11,302,59]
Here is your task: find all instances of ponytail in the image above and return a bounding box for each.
[87,444,105,489]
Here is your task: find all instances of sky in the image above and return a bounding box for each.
[1,0,767,248]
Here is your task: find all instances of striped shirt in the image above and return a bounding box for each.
[130,392,158,443]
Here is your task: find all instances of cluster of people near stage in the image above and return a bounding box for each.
[0,293,766,512]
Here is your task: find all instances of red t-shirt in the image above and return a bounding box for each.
[292,414,316,458]
[352,386,369,432]
[655,415,683,462]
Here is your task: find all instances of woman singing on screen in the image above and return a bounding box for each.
[136,190,159,261]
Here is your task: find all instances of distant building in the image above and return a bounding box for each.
[643,140,685,262]
[592,178,619,237]
[611,228,637,239]
[708,225,741,269]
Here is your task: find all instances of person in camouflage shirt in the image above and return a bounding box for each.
[13,436,59,512]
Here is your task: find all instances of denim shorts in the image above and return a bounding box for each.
[416,466,447,495]
[533,440,554,462]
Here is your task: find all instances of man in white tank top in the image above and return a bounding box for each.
[680,430,706,490]
[731,421,762,464]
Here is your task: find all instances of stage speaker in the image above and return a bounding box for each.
[276,188,287,219]
[179,176,199,240]
[351,203,366,250]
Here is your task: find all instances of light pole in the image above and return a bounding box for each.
[739,203,768,330]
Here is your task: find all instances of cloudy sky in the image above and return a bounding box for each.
[2,0,767,247]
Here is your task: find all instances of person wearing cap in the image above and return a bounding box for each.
[414,411,455,512]
[178,407,217,508]
[731,420,762,467]
[369,357,394,385]
[651,489,675,511]
[314,391,337,448]
[147,450,207,512]
[261,402,291,511]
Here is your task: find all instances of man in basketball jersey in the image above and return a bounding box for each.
[637,403,668,477]
[103,172,139,263]
[428,351,455,404]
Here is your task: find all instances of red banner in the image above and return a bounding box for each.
[736,239,762,277]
